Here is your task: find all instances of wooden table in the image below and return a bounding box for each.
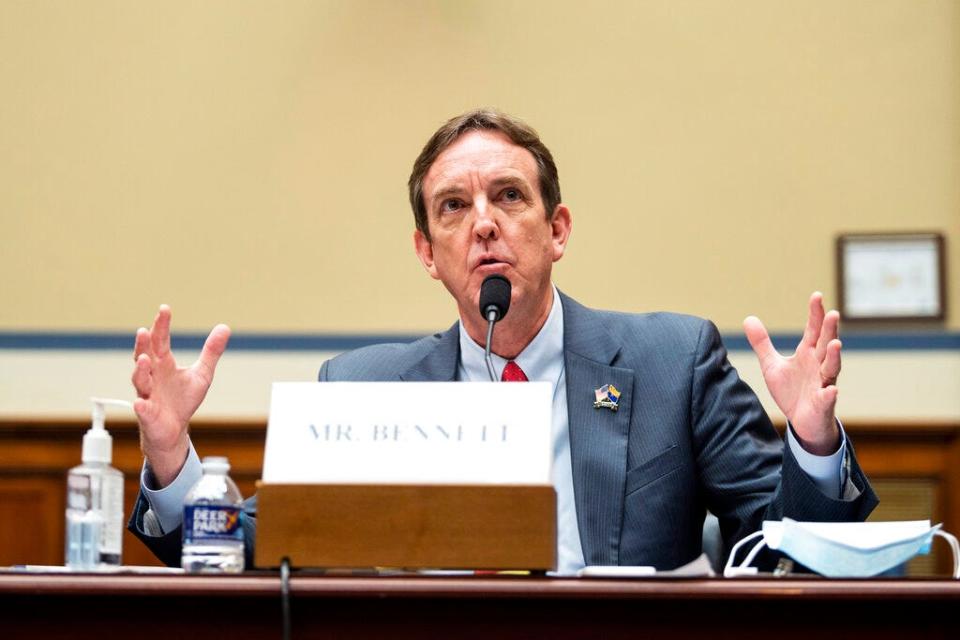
[1,572,957,639]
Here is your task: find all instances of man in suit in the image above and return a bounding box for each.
[129,109,877,572]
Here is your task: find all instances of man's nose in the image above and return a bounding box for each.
[472,197,499,240]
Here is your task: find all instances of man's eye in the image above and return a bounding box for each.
[502,188,521,202]
[440,199,463,213]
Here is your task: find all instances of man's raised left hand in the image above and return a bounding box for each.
[743,292,842,456]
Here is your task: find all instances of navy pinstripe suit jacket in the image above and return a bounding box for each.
[130,292,877,569]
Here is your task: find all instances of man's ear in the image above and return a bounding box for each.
[413,229,440,280]
[550,204,572,262]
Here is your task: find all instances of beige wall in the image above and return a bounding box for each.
[4,348,959,421]
[2,0,958,334]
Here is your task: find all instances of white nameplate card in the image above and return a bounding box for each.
[262,382,553,485]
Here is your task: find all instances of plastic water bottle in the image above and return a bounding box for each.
[182,456,245,573]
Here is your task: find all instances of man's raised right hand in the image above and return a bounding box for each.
[131,305,230,488]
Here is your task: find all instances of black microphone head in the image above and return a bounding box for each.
[479,275,512,322]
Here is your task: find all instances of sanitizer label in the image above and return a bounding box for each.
[183,505,243,544]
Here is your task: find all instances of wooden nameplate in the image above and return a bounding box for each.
[253,482,556,571]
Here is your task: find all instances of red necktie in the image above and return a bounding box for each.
[501,361,528,382]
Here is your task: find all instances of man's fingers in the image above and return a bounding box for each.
[150,304,173,358]
[743,315,778,371]
[133,397,164,432]
[194,324,231,381]
[801,292,825,348]
[131,353,153,397]
[818,384,839,413]
[133,397,153,424]
[815,310,840,361]
[133,327,153,361]
[821,338,842,385]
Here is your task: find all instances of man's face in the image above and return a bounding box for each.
[414,130,571,326]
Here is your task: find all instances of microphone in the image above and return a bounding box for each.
[478,275,511,382]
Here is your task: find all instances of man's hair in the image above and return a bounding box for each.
[408,109,561,241]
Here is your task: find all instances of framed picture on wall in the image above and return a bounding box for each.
[836,232,946,322]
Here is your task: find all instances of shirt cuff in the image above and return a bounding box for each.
[140,441,203,534]
[786,420,847,500]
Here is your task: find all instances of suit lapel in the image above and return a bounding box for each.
[399,322,460,382]
[561,293,634,566]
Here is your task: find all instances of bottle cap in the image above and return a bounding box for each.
[201,456,231,474]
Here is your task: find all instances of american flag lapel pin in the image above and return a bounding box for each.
[593,384,621,412]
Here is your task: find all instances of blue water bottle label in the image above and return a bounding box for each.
[183,505,243,544]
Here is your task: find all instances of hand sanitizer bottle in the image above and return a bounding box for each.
[65,398,127,570]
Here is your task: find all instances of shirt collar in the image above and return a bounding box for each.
[458,285,564,383]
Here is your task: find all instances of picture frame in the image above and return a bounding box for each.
[836,232,946,322]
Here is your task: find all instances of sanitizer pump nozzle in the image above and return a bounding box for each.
[83,398,127,464]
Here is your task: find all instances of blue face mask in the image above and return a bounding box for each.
[724,519,960,578]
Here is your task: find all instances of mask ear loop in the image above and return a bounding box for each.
[723,530,766,577]
[933,530,959,579]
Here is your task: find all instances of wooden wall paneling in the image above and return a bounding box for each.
[945,432,960,576]
[3,419,960,574]
[0,476,63,566]
[0,419,265,567]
